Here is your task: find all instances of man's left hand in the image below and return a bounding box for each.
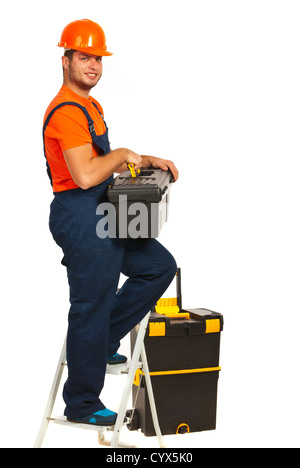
[142,155,179,182]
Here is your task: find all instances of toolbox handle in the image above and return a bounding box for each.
[176,268,182,311]
[153,268,183,318]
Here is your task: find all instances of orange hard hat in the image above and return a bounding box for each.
[58,19,113,56]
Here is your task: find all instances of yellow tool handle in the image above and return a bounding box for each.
[127,163,140,178]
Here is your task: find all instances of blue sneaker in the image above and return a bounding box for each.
[107,353,128,365]
[67,408,118,426]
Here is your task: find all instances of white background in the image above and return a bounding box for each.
[1,0,300,448]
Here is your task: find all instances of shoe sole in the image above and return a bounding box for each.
[107,361,127,365]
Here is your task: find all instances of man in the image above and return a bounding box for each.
[43,19,178,426]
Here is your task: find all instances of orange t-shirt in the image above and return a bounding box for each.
[43,85,107,192]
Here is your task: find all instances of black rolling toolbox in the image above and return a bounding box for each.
[129,269,224,437]
[107,168,173,238]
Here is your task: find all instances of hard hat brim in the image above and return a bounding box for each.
[58,43,113,56]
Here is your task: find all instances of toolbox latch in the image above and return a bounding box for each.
[149,322,166,337]
[206,319,221,334]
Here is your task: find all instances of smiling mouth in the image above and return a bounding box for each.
[86,73,97,78]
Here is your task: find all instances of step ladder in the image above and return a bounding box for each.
[34,311,166,448]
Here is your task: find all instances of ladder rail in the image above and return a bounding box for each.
[34,337,67,448]
[141,343,166,448]
[110,312,149,447]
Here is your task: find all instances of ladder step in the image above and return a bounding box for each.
[106,362,130,375]
[63,361,141,375]
[53,415,129,432]
[106,361,142,375]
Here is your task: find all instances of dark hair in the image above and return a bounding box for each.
[62,49,76,74]
[64,49,76,61]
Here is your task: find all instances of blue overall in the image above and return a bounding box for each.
[43,102,177,419]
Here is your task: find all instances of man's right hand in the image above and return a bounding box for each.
[125,150,143,172]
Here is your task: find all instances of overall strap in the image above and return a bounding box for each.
[91,101,108,129]
[43,101,96,137]
[43,101,98,186]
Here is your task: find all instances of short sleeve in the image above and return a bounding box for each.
[45,105,92,152]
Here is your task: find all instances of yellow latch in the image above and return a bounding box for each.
[206,319,221,334]
[149,322,166,337]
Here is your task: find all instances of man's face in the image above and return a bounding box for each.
[65,51,103,91]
